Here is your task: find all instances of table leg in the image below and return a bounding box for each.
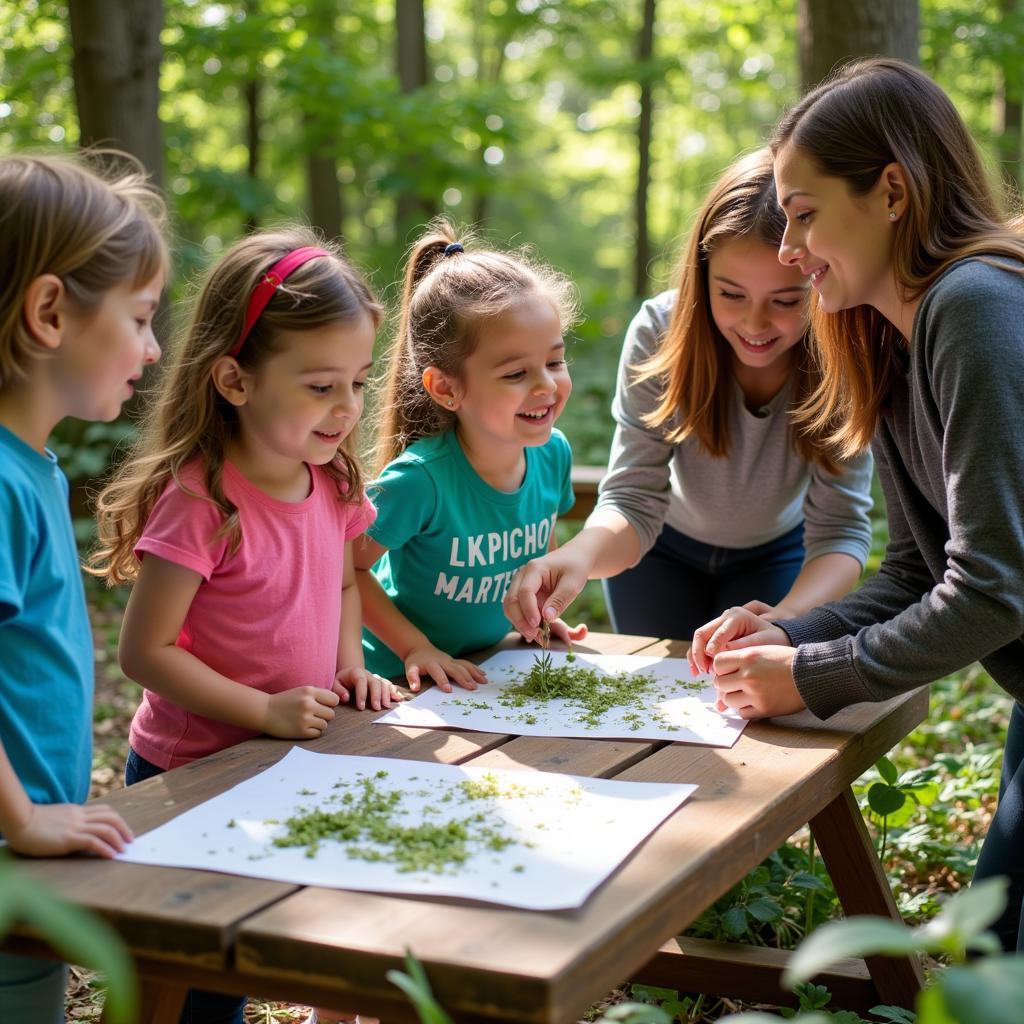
[810,786,926,1008]
[98,975,188,1024]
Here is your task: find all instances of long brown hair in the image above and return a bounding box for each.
[632,148,837,471]
[372,219,579,474]
[0,151,168,388]
[91,227,383,584]
[772,57,1024,456]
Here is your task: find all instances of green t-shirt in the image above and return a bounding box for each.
[363,428,575,677]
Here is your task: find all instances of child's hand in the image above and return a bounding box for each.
[5,802,134,859]
[503,550,589,643]
[403,645,487,694]
[264,686,340,739]
[334,666,404,711]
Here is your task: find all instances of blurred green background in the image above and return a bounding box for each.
[2,1,1022,630]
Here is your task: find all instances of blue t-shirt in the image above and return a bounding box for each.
[363,429,575,677]
[0,425,93,811]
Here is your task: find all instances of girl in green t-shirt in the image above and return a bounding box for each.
[355,221,587,689]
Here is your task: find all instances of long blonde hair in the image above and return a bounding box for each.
[632,149,838,472]
[91,227,383,584]
[372,219,579,474]
[771,58,1024,456]
[0,151,168,388]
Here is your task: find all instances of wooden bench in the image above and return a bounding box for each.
[567,464,603,521]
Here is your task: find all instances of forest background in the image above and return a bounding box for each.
[1,1,1023,1021]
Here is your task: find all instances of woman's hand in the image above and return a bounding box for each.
[711,646,805,719]
[503,547,591,642]
[689,606,792,676]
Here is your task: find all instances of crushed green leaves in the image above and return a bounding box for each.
[494,652,689,729]
[267,770,532,872]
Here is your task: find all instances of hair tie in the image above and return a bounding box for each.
[230,246,330,357]
[442,242,464,257]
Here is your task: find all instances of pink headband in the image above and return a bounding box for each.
[230,246,330,357]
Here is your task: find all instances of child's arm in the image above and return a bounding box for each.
[353,535,486,693]
[504,507,638,641]
[0,741,132,857]
[333,540,402,711]
[120,553,340,739]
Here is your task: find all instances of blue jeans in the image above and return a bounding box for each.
[125,749,248,1024]
[0,952,67,1023]
[604,521,805,641]
[974,701,1024,952]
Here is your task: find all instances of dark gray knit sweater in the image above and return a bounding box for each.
[779,258,1024,719]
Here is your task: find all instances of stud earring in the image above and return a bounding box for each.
[889,211,897,221]
[447,399,455,408]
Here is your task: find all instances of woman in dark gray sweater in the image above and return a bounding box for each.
[691,58,1024,954]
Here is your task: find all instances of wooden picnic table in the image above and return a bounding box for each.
[4,631,927,1023]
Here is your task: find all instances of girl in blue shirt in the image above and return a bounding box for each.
[0,151,167,1023]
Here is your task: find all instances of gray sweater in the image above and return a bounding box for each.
[595,290,873,564]
[781,259,1024,719]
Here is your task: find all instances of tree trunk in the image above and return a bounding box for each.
[634,0,656,297]
[395,0,433,239]
[997,0,1023,192]
[798,0,918,91]
[304,0,345,242]
[68,0,164,184]
[308,151,345,241]
[244,75,261,232]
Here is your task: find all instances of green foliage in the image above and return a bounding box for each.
[866,756,941,862]
[688,845,835,948]
[0,852,137,1024]
[4,1,1018,502]
[722,879,1024,1024]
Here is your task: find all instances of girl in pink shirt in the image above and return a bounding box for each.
[92,227,401,770]
[91,227,401,1022]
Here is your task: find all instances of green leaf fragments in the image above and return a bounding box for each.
[487,653,705,731]
[267,771,541,873]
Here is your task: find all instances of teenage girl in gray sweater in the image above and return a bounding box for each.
[691,58,1024,954]
[504,149,873,642]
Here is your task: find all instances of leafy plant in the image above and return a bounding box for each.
[722,877,1024,1024]
[0,851,137,1024]
[687,846,835,949]
[865,757,940,863]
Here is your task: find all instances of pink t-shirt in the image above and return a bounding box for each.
[129,459,375,769]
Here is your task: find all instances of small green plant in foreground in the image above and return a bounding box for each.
[0,850,137,1024]
[722,876,1024,1024]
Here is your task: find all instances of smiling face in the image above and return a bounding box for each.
[450,297,571,459]
[232,314,375,477]
[774,142,899,315]
[707,235,808,386]
[57,272,163,422]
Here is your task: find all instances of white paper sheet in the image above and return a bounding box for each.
[376,650,746,747]
[117,747,696,910]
